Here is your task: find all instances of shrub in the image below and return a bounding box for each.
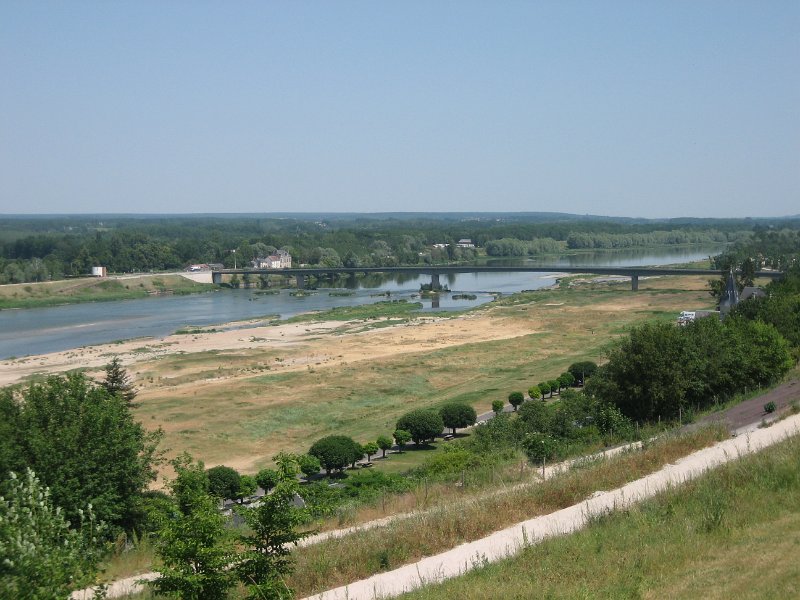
[491,399,505,415]
[522,432,560,463]
[527,386,542,401]
[764,401,777,414]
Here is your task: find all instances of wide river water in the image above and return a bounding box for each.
[0,245,723,358]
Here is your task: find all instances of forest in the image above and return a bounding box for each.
[1,212,795,284]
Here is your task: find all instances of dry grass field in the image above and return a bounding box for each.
[0,273,719,473]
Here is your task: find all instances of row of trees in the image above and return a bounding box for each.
[566,229,731,249]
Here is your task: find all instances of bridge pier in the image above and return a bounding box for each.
[631,275,639,291]
[431,273,441,291]
[296,274,306,289]
[212,272,222,285]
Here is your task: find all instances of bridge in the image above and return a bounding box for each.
[211,266,784,291]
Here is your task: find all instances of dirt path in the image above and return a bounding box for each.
[303,412,800,600]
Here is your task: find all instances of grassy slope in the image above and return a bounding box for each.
[399,431,800,600]
[0,274,212,309]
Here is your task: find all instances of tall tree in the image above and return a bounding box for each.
[150,454,237,600]
[236,455,308,600]
[6,373,161,532]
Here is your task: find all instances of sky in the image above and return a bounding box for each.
[1,1,798,218]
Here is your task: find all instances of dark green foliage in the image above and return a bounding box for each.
[393,429,412,451]
[239,475,258,500]
[309,435,362,474]
[0,373,161,532]
[150,455,237,600]
[567,361,599,385]
[518,400,551,433]
[0,470,106,600]
[439,402,478,434]
[588,317,793,423]
[376,435,394,458]
[297,454,321,479]
[523,432,560,463]
[548,379,561,394]
[299,470,413,520]
[764,401,777,414]
[396,409,445,445]
[559,372,576,389]
[206,465,241,501]
[507,391,524,411]
[538,382,551,397]
[256,468,280,492]
[101,356,137,406]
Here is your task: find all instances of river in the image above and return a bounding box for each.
[0,245,723,358]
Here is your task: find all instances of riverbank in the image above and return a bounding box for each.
[0,272,717,474]
[0,273,214,310]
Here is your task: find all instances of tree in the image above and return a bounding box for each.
[518,400,551,434]
[527,386,542,402]
[548,379,561,395]
[396,409,444,445]
[238,475,258,502]
[206,465,241,501]
[235,455,308,600]
[3,373,161,532]
[439,403,478,435]
[539,382,551,398]
[150,454,237,600]
[297,454,321,479]
[491,399,505,415]
[101,356,137,406]
[559,372,576,389]
[567,361,598,386]
[362,442,379,462]
[393,429,412,452]
[0,470,106,600]
[256,468,280,492]
[508,391,524,411]
[376,435,393,458]
[349,442,364,469]
[309,435,361,475]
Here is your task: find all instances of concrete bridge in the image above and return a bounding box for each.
[211,266,784,291]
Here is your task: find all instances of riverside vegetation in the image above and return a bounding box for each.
[2,231,799,598]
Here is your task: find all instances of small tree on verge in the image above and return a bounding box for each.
[393,429,412,452]
[376,435,393,458]
[548,379,561,395]
[256,468,280,492]
[523,432,560,464]
[439,402,477,435]
[150,454,237,600]
[559,372,576,389]
[491,399,505,415]
[508,391,524,411]
[0,470,106,600]
[238,475,258,502]
[396,409,444,445]
[101,356,137,406]
[362,442,379,462]
[236,455,308,600]
[539,382,551,398]
[528,386,542,402]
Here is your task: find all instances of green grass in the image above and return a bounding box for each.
[286,300,424,323]
[398,432,800,600]
[286,425,728,597]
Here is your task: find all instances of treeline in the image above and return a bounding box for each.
[484,237,564,257]
[566,229,732,249]
[0,214,770,284]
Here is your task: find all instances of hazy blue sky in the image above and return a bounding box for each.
[1,1,798,218]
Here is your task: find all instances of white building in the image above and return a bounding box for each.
[252,249,292,269]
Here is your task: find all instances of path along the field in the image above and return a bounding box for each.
[303,412,800,600]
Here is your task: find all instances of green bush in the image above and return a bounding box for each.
[396,409,444,445]
[764,401,777,414]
